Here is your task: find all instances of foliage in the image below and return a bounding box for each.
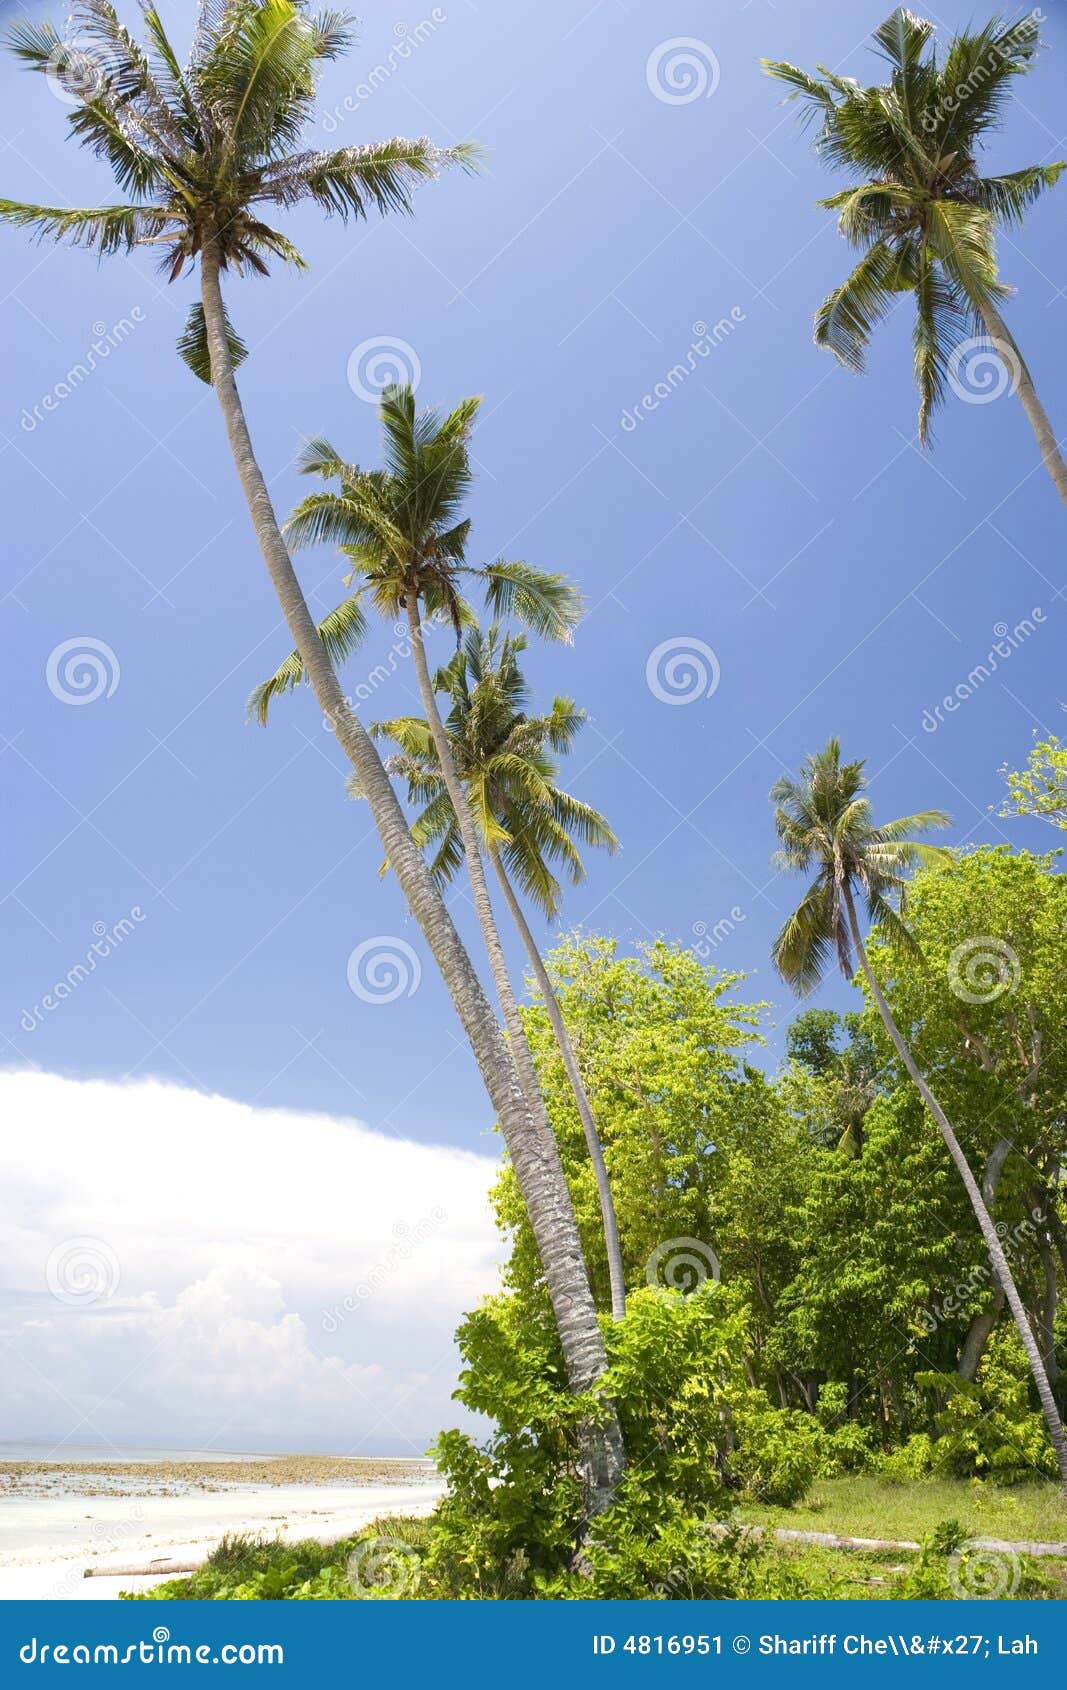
[427,1284,822,1598]
[373,623,617,914]
[764,8,1064,439]
[251,389,581,721]
[2,1,473,373]
[770,736,952,993]
[1000,732,1067,832]
[914,1342,1058,1484]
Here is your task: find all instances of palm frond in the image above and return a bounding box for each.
[482,561,583,643]
[0,199,168,253]
[249,592,368,722]
[177,299,249,382]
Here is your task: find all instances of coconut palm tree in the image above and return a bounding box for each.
[3,0,623,1511]
[250,390,596,1231]
[368,623,628,1320]
[770,738,1067,1492]
[764,8,1067,503]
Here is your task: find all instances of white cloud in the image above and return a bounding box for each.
[0,1070,502,1454]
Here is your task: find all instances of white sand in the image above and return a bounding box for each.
[0,1480,443,1601]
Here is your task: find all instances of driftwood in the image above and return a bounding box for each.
[84,1561,200,1579]
[746,1525,1067,1558]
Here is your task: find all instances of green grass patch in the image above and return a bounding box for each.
[740,1475,1067,1545]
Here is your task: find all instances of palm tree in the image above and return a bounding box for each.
[369,623,627,1320]
[764,8,1067,504]
[3,0,623,1511]
[770,738,1067,1493]
[251,390,599,1247]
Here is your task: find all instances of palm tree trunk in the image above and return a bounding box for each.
[978,300,1067,509]
[843,886,1067,1494]
[198,230,623,1515]
[958,1137,1011,1383]
[487,841,627,1321]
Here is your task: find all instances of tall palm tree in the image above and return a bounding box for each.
[3,0,623,1511]
[770,738,1067,1493]
[764,8,1067,504]
[251,390,596,1238]
[369,624,628,1320]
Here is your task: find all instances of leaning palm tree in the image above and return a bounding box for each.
[251,390,591,1235]
[764,8,1067,504]
[371,624,627,1320]
[3,0,623,1511]
[771,738,1067,1493]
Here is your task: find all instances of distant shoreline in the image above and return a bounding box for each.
[1,1454,436,1499]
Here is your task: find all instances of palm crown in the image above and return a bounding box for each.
[4,0,473,375]
[251,384,583,719]
[372,624,618,916]
[764,8,1064,439]
[771,737,952,993]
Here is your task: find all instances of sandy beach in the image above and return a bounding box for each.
[0,1452,442,1601]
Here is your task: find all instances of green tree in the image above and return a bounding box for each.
[770,738,1067,1491]
[999,731,1067,832]
[764,8,1067,503]
[863,846,1067,1391]
[368,624,627,1320]
[3,0,622,1509]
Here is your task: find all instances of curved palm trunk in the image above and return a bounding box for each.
[403,597,625,1512]
[844,887,1067,1493]
[199,232,623,1515]
[979,300,1067,509]
[487,842,627,1321]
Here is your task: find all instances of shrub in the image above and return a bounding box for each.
[426,1283,819,1597]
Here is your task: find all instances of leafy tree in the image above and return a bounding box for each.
[370,624,627,1319]
[786,1008,846,1075]
[764,8,1067,503]
[785,1008,880,1153]
[3,0,622,1509]
[999,730,1067,831]
[770,738,1067,1490]
[864,846,1067,1395]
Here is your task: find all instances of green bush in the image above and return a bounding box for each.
[426,1283,820,1598]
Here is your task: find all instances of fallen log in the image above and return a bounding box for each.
[744,1525,1067,1558]
[84,1561,199,1580]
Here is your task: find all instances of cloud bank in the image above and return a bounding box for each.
[0,1070,502,1455]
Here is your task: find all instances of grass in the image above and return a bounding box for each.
[740,1475,1067,1544]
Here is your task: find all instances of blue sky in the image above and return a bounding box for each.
[2,0,1065,1162]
